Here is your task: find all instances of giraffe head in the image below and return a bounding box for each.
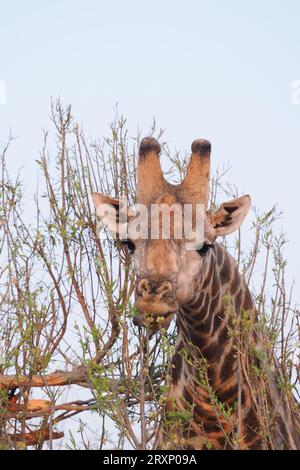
[93,137,251,331]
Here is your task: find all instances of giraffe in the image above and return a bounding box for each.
[92,137,300,450]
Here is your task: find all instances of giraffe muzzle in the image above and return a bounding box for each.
[133,279,177,330]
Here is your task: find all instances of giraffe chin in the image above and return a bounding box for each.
[133,299,177,331]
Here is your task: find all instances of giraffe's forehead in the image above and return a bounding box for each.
[128,190,212,243]
[154,192,179,205]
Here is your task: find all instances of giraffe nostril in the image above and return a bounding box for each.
[157,281,173,298]
[138,279,151,297]
[138,279,173,300]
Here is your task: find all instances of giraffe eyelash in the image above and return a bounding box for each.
[121,239,135,254]
[196,243,214,256]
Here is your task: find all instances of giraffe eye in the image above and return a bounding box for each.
[196,243,213,257]
[121,239,135,254]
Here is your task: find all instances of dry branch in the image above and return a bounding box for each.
[8,429,64,446]
[0,367,88,390]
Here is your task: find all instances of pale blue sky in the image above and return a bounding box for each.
[1,0,300,293]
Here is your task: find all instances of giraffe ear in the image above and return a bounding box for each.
[209,195,251,237]
[92,192,131,237]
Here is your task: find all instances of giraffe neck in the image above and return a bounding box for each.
[176,242,254,383]
[166,242,260,449]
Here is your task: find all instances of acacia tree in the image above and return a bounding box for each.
[0,101,299,449]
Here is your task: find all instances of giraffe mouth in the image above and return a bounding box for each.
[133,299,178,330]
